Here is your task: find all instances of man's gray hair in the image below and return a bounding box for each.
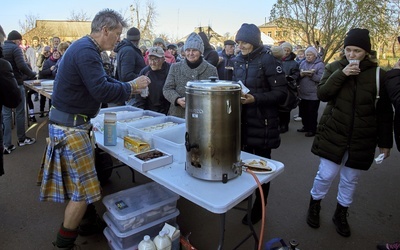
[91,9,128,33]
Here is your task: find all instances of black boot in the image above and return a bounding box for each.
[332,203,351,237]
[78,204,106,236]
[242,182,270,225]
[307,196,321,228]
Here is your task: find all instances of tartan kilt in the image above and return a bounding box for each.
[40,123,101,204]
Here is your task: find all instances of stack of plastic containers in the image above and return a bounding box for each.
[102,182,180,250]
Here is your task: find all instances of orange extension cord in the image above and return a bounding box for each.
[244,168,266,250]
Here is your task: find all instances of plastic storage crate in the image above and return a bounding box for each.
[102,182,179,233]
[103,209,179,249]
[126,116,185,146]
[152,126,186,163]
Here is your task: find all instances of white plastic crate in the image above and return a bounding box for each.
[102,182,179,233]
[103,209,179,249]
[126,116,185,146]
[152,126,186,163]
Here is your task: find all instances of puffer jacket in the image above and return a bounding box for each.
[384,68,400,151]
[0,46,21,176]
[163,58,218,118]
[2,40,36,85]
[311,58,393,170]
[233,45,287,149]
[114,38,146,82]
[281,52,300,81]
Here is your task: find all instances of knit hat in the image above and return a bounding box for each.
[7,30,22,40]
[235,23,261,47]
[126,27,140,41]
[344,28,371,53]
[184,32,204,54]
[224,40,235,46]
[281,42,293,51]
[44,46,51,52]
[305,47,318,57]
[153,37,166,48]
[148,46,165,58]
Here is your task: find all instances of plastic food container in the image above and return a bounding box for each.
[152,126,186,163]
[103,209,179,249]
[126,116,185,146]
[102,182,179,233]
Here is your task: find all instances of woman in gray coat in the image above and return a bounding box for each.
[163,32,218,118]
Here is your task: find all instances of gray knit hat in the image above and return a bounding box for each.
[235,23,261,47]
[126,27,140,41]
[184,32,204,54]
[153,37,166,48]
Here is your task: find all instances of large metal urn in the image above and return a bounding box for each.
[185,78,242,183]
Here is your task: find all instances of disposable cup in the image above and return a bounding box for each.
[349,59,360,65]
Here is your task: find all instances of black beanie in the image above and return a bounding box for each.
[344,28,371,53]
[235,23,261,47]
[7,30,22,40]
[126,27,140,41]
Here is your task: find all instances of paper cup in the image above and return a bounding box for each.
[349,59,360,65]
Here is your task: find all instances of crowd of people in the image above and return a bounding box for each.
[1,7,399,250]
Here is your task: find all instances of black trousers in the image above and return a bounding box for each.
[299,99,320,133]
[279,110,291,128]
[242,145,271,207]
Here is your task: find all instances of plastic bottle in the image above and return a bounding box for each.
[153,230,172,250]
[104,112,117,146]
[138,235,157,250]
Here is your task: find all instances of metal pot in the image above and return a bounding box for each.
[185,78,242,183]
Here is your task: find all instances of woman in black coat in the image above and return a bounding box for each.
[233,23,287,225]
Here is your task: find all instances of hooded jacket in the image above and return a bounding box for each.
[233,45,287,149]
[114,38,146,82]
[198,32,219,67]
[311,58,393,170]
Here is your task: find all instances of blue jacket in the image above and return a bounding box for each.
[217,50,235,80]
[52,36,133,118]
[114,38,146,82]
[2,40,36,85]
[233,45,287,149]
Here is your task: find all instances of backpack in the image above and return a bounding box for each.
[279,75,300,112]
[259,48,299,112]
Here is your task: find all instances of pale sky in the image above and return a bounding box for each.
[1,0,273,41]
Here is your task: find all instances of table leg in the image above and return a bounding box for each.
[218,213,225,250]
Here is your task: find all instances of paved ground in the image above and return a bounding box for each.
[1,104,399,250]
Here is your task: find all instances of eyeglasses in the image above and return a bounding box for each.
[149,57,161,62]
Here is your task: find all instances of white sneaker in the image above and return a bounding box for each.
[293,114,299,118]
[294,117,302,122]
[17,137,36,147]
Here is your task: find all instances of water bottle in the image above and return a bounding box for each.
[153,230,171,250]
[138,235,156,250]
[141,86,149,97]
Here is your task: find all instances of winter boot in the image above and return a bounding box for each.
[332,203,351,237]
[307,196,321,228]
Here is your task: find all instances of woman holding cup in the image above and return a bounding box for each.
[306,28,393,237]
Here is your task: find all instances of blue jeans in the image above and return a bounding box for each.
[2,85,26,146]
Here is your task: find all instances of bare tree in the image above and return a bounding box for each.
[68,10,91,21]
[18,13,40,34]
[270,0,390,63]
[128,0,157,41]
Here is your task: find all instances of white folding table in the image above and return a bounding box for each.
[95,132,284,249]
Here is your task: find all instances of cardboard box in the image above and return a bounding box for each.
[123,136,150,153]
[128,149,173,172]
